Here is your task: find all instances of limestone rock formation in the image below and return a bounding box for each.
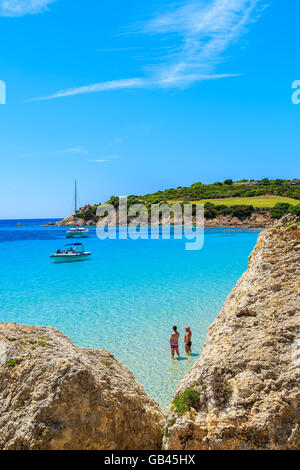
[204,211,272,228]
[55,215,86,227]
[164,219,300,450]
[54,212,271,229]
[0,323,164,450]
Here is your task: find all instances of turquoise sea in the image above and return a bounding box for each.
[0,220,260,409]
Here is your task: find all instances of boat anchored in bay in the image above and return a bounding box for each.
[66,181,89,238]
[50,243,91,263]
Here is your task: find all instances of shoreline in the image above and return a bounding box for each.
[45,224,266,229]
[44,222,269,229]
[49,208,272,230]
[46,215,272,230]
[43,223,266,230]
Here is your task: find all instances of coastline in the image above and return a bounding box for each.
[47,212,272,230]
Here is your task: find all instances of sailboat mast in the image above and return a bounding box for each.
[75,180,77,226]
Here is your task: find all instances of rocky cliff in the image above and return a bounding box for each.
[55,215,91,227]
[204,211,272,228]
[0,323,164,450]
[163,218,300,450]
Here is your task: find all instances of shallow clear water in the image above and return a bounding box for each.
[0,220,260,409]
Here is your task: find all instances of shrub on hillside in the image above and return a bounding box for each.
[291,204,300,217]
[203,203,254,219]
[107,196,120,208]
[80,206,98,222]
[270,203,292,219]
[230,205,254,218]
[204,206,217,219]
[215,205,231,216]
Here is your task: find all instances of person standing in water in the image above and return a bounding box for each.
[184,326,192,354]
[170,325,180,358]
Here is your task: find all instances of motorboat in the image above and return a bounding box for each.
[50,243,91,263]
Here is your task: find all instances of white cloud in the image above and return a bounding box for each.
[141,0,262,85]
[0,0,56,17]
[89,156,120,163]
[21,148,120,162]
[31,78,148,101]
[31,0,265,100]
[33,72,241,101]
[51,146,88,156]
[20,146,88,158]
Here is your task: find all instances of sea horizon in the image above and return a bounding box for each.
[0,218,61,223]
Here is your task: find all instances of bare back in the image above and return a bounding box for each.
[170,331,179,345]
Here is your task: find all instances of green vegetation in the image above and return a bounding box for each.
[25,338,36,345]
[101,359,115,372]
[141,179,300,205]
[171,389,201,415]
[78,204,99,222]
[271,202,300,219]
[191,196,299,208]
[292,205,300,217]
[203,202,255,219]
[77,179,300,222]
[38,339,48,347]
[6,358,22,368]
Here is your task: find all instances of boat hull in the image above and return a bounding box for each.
[66,232,89,239]
[50,253,91,263]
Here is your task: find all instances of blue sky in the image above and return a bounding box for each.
[0,0,300,218]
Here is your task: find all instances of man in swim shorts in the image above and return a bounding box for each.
[170,325,180,358]
[184,326,192,354]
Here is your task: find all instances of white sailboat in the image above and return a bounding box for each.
[66,181,89,239]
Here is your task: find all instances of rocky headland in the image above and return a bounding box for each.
[52,208,272,229]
